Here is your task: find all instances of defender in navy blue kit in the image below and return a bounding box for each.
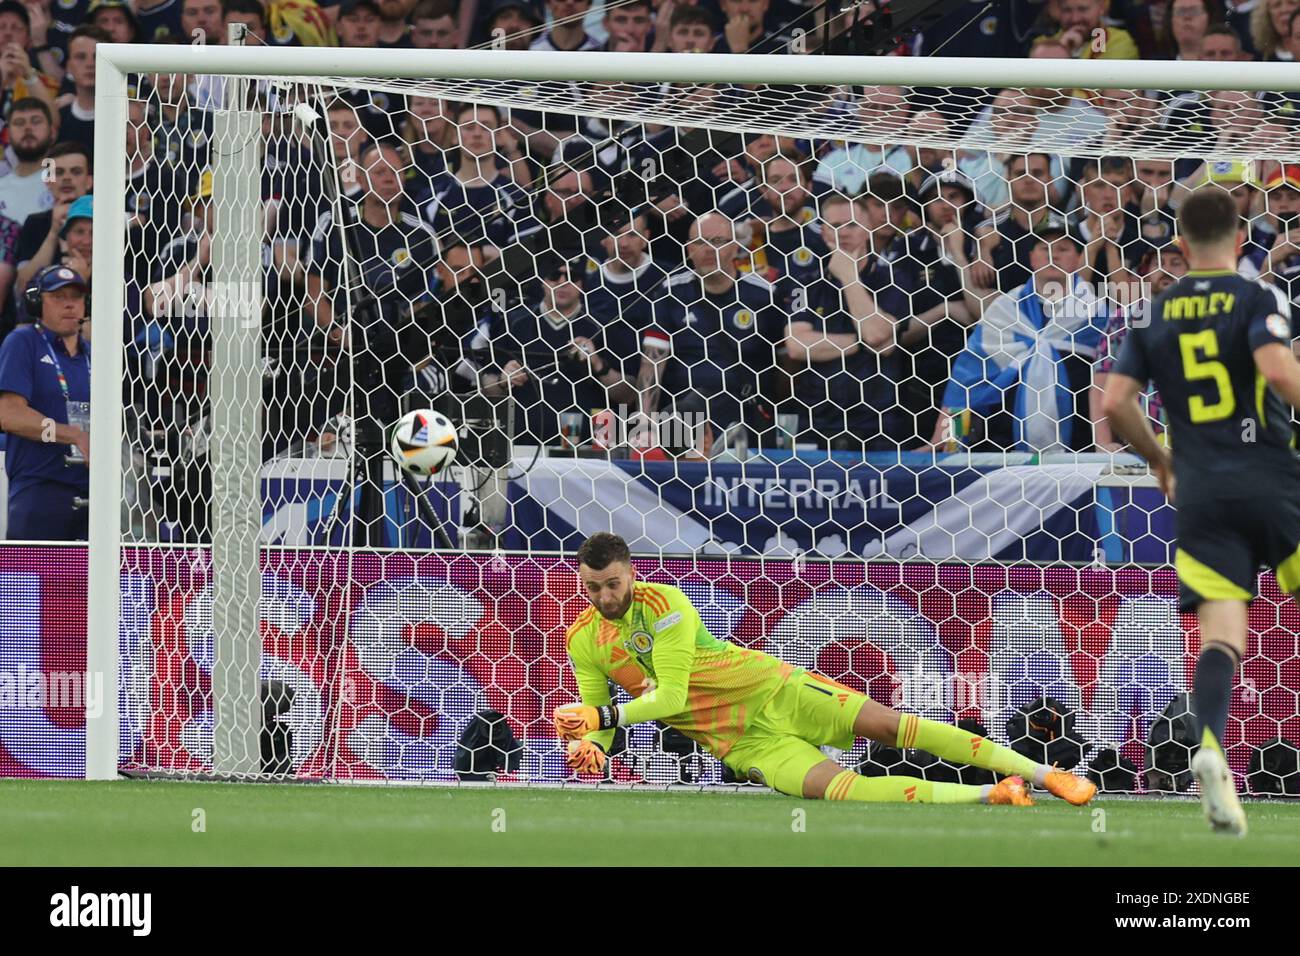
[1104,186,1300,837]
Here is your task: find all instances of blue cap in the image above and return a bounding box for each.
[38,265,88,293]
[61,194,93,237]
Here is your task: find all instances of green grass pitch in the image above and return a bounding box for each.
[2,780,1298,866]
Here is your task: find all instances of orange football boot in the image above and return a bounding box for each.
[1043,767,1098,806]
[987,775,1035,806]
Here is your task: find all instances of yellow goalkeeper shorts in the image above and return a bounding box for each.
[722,670,869,796]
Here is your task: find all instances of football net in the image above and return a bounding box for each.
[85,46,1300,792]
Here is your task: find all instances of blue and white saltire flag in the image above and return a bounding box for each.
[942,274,1108,452]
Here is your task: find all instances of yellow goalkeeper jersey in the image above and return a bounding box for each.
[564,581,795,757]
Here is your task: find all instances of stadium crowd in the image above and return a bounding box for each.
[1,0,1300,539]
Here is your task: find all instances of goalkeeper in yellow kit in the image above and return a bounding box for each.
[555,533,1098,806]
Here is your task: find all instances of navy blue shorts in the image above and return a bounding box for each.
[1176,493,1300,612]
[6,482,89,542]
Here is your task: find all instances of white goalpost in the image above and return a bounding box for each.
[85,42,1300,788]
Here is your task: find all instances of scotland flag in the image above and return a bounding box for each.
[942,275,1108,453]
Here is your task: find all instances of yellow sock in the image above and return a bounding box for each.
[823,769,986,804]
[896,713,1049,785]
[1201,726,1225,757]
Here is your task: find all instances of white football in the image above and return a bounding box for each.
[389,409,458,477]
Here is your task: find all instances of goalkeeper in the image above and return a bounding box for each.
[555,533,1097,806]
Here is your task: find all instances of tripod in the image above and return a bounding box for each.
[396,468,458,551]
[315,425,457,551]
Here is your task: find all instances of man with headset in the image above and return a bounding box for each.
[0,265,91,540]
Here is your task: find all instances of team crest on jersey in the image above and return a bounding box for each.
[748,767,767,786]
[153,26,171,41]
[585,258,599,275]
[980,15,999,35]
[392,248,412,267]
[57,0,76,9]
[1268,313,1290,339]
[628,631,654,655]
[371,93,391,112]
[733,309,755,330]
[797,207,815,225]
[792,246,814,267]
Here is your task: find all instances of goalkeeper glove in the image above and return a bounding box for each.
[566,739,607,775]
[553,703,620,740]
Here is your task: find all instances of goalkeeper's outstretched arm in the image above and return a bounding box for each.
[555,613,696,740]
[556,648,619,775]
[568,647,617,753]
[611,620,692,725]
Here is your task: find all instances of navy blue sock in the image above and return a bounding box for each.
[1193,645,1238,753]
